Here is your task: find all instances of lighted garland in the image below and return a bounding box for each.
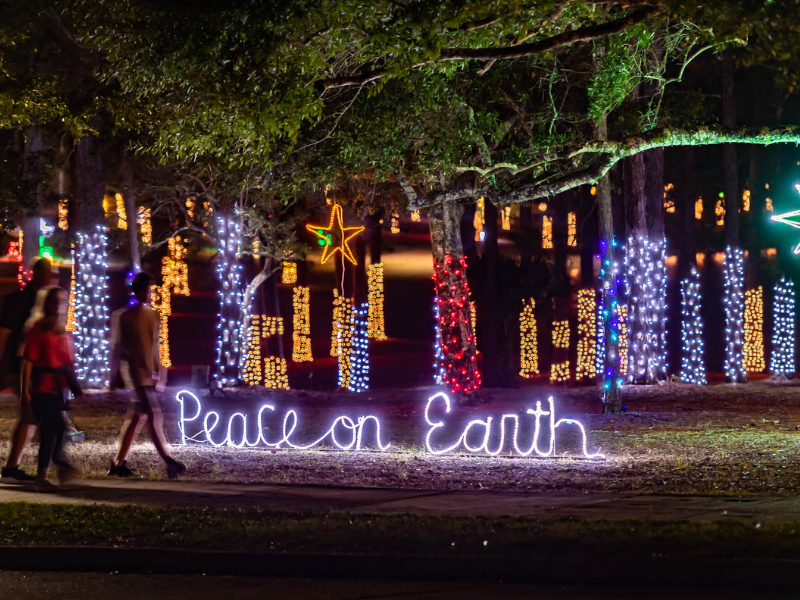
[542,216,553,249]
[347,302,370,392]
[679,266,706,384]
[501,206,511,231]
[292,286,312,362]
[618,304,629,376]
[474,197,485,241]
[367,263,387,340]
[576,289,596,380]
[391,213,401,234]
[625,236,667,383]
[550,320,570,383]
[163,237,190,296]
[432,255,481,395]
[243,314,263,385]
[771,277,795,377]
[519,297,539,377]
[336,296,355,389]
[744,286,765,373]
[150,283,171,368]
[115,193,127,229]
[74,227,110,387]
[282,262,297,284]
[695,197,703,220]
[66,252,77,332]
[568,212,577,247]
[411,210,421,222]
[331,289,346,356]
[214,216,246,387]
[470,300,478,349]
[139,208,152,246]
[264,356,289,390]
[723,247,746,382]
[58,198,68,231]
[716,194,725,226]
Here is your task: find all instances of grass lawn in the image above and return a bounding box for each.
[1,380,799,495]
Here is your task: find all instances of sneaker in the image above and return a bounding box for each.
[33,479,59,493]
[166,458,187,480]
[107,460,136,478]
[57,464,81,486]
[1,466,35,483]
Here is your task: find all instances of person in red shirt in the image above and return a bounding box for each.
[21,287,82,492]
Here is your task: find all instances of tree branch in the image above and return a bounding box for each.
[320,7,659,90]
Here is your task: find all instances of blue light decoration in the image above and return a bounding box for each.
[432,296,446,385]
[214,216,246,387]
[595,236,624,398]
[723,246,746,382]
[679,266,706,384]
[770,276,795,379]
[348,302,370,392]
[74,226,110,388]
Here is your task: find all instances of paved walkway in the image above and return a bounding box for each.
[1,478,799,521]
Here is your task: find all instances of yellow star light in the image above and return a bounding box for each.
[306,204,364,265]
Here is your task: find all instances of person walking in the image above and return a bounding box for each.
[108,272,186,479]
[0,258,53,482]
[21,286,82,492]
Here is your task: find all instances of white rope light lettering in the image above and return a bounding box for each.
[424,393,603,458]
[771,277,795,378]
[679,266,706,384]
[214,216,245,387]
[74,227,110,388]
[723,246,746,382]
[176,390,389,451]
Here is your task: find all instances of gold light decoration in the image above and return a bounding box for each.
[618,304,629,375]
[243,314,263,385]
[292,286,312,362]
[716,195,725,226]
[519,298,539,377]
[664,183,675,213]
[307,204,364,265]
[568,212,577,247]
[474,197,485,241]
[744,286,765,372]
[470,300,478,349]
[252,239,260,259]
[542,216,553,249]
[58,198,68,231]
[186,197,196,219]
[282,262,297,284]
[335,297,355,389]
[550,320,570,382]
[66,256,77,332]
[576,290,596,380]
[766,197,774,212]
[18,230,22,256]
[331,289,347,356]
[590,186,597,196]
[150,284,171,368]
[264,356,290,389]
[411,210,421,222]
[538,202,547,212]
[139,208,152,246]
[695,197,703,220]
[391,213,400,234]
[115,193,127,230]
[501,206,511,231]
[743,189,751,212]
[367,263,387,340]
[102,194,113,218]
[163,237,189,296]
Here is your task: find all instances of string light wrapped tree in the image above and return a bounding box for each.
[771,277,795,380]
[429,200,481,401]
[679,266,706,384]
[723,247,746,383]
[215,216,246,387]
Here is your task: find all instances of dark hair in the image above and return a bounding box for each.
[131,272,154,294]
[32,258,51,276]
[43,287,62,318]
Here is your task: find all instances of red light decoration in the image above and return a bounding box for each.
[7,241,20,260]
[432,255,481,396]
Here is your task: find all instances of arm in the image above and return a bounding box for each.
[20,358,32,404]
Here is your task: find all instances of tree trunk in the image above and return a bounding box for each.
[481,198,501,386]
[368,210,382,265]
[429,200,482,401]
[550,193,570,383]
[21,127,43,267]
[678,148,697,281]
[121,161,140,271]
[722,56,746,383]
[644,147,667,381]
[353,219,368,305]
[74,122,105,229]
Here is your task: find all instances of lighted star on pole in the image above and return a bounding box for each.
[306,204,364,265]
[770,184,800,255]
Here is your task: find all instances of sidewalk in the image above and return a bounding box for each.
[1,478,799,522]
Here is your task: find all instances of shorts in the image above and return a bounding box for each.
[130,385,161,414]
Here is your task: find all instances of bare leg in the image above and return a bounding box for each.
[5,422,34,468]
[145,407,173,462]
[114,410,143,467]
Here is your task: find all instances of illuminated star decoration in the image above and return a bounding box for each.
[771,184,800,255]
[306,204,364,265]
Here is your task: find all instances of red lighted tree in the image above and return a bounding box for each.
[429,200,481,401]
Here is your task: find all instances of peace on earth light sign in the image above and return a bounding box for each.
[176,390,604,459]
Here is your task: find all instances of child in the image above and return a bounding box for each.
[21,287,82,492]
